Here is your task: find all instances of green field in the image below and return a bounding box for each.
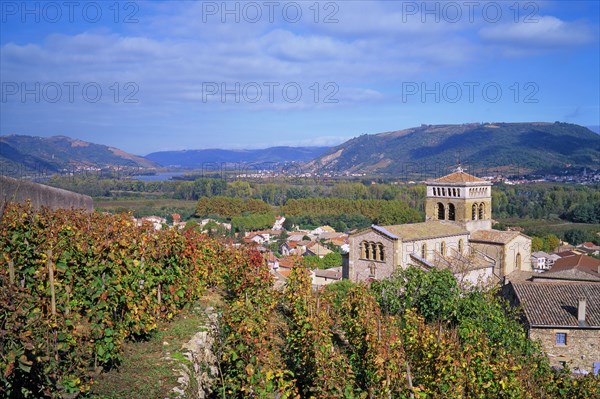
[498,218,600,238]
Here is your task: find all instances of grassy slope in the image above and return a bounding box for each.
[89,291,223,399]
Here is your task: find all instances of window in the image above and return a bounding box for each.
[361,241,384,262]
[556,332,567,345]
[516,253,522,270]
[421,243,427,260]
[441,241,446,256]
[448,203,455,221]
[437,203,445,220]
[377,243,385,262]
[472,203,478,220]
[478,203,485,220]
[458,239,464,254]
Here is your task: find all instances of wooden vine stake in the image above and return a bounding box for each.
[46,250,56,317]
[65,285,71,316]
[157,283,162,317]
[8,260,15,285]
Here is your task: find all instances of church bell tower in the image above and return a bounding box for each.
[425,167,492,232]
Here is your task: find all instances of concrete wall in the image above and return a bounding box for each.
[530,328,600,372]
[0,175,93,212]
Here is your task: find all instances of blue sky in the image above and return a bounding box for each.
[1,0,599,155]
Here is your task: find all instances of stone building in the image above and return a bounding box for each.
[346,168,532,283]
[502,282,600,374]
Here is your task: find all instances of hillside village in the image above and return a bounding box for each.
[128,169,600,376]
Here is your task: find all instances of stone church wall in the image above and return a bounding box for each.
[348,230,397,282]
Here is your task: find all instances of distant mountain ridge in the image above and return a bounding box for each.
[146,146,331,167]
[0,135,157,177]
[306,122,600,175]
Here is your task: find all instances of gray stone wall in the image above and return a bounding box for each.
[530,328,600,372]
[0,175,93,212]
[348,230,397,282]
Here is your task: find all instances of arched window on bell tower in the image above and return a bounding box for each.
[448,203,455,221]
[437,203,445,220]
[472,203,478,220]
[478,203,485,220]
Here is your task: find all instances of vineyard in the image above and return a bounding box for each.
[1,203,599,398]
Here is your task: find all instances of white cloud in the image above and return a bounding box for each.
[479,16,596,49]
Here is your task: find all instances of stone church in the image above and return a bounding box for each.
[345,168,532,284]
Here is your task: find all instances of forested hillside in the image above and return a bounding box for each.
[307,122,600,175]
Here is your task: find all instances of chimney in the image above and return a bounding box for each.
[578,297,587,326]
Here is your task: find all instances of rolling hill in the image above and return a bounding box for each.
[305,122,600,176]
[0,135,157,177]
[145,146,331,168]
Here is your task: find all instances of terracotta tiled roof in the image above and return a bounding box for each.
[279,256,302,269]
[469,230,522,245]
[305,243,333,256]
[556,251,578,258]
[510,282,600,327]
[538,255,600,282]
[313,267,342,280]
[380,221,468,241]
[433,171,487,183]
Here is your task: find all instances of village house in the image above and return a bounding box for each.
[136,216,167,230]
[272,215,286,230]
[304,242,333,258]
[530,254,600,284]
[312,267,343,287]
[531,251,556,272]
[577,242,600,256]
[502,282,600,374]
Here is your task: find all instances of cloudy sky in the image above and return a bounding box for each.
[1,0,598,155]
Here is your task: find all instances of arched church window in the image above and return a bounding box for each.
[364,242,371,259]
[457,188,461,197]
[441,241,446,256]
[516,253,522,270]
[472,203,478,220]
[478,203,485,220]
[458,239,464,254]
[421,243,427,259]
[378,244,385,262]
[437,203,445,220]
[448,203,456,221]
